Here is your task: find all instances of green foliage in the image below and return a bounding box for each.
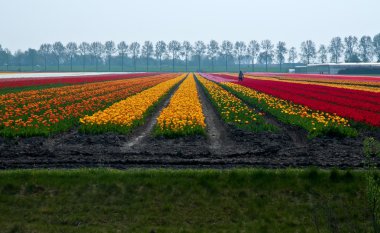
[153,124,206,138]
[364,137,380,233]
[0,168,372,232]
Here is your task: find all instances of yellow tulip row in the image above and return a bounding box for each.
[79,74,186,134]
[222,82,357,137]
[156,73,206,137]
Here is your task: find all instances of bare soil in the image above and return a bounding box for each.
[0,80,379,169]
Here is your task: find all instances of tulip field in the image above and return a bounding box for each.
[0,71,379,168]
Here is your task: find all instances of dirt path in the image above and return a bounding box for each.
[121,76,186,152]
[195,77,234,154]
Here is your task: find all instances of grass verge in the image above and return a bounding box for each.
[0,168,371,233]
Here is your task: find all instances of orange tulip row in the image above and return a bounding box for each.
[0,73,177,137]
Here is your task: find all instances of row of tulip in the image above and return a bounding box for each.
[155,73,206,137]
[221,82,358,137]
[237,78,380,127]
[79,74,186,134]
[245,75,380,93]
[212,73,380,127]
[196,74,276,132]
[1,75,171,111]
[0,73,158,89]
[248,73,380,85]
[0,74,176,137]
[244,78,380,111]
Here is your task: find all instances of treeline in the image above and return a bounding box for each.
[0,33,379,72]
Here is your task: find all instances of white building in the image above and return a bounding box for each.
[295,63,380,74]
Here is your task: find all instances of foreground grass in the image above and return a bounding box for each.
[0,168,371,232]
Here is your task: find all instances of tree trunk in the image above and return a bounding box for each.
[225,54,228,72]
[108,56,111,72]
[70,56,73,72]
[212,58,214,72]
[121,54,124,72]
[45,56,47,72]
[172,54,175,72]
[57,57,60,72]
[83,55,86,72]
[185,55,188,72]
[134,55,136,71]
[238,57,241,71]
[265,58,268,72]
[159,56,162,71]
[198,55,201,71]
[147,56,149,72]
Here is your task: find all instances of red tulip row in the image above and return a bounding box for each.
[242,79,380,113]
[210,74,380,127]
[238,79,380,127]
[248,72,380,83]
[0,72,160,89]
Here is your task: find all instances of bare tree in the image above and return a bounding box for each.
[129,42,140,71]
[39,43,52,71]
[182,41,192,72]
[79,42,90,71]
[234,41,246,71]
[104,41,116,72]
[117,41,128,72]
[300,40,316,64]
[66,42,77,72]
[359,36,374,62]
[288,47,298,68]
[90,42,104,71]
[52,42,65,71]
[374,33,380,62]
[344,36,359,62]
[207,40,219,72]
[328,37,344,63]
[261,40,274,72]
[168,40,181,72]
[276,41,287,72]
[247,40,260,72]
[194,41,206,71]
[318,45,328,63]
[142,41,154,71]
[155,41,167,71]
[221,40,233,72]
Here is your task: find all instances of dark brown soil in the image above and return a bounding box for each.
[0,79,379,169]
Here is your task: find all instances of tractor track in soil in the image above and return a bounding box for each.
[0,76,379,169]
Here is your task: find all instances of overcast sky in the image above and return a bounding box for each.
[1,0,379,51]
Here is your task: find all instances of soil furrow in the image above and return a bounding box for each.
[195,76,233,153]
[121,75,187,152]
[222,81,309,149]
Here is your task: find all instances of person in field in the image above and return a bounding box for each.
[238,71,244,82]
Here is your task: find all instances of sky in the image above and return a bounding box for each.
[1,0,379,52]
